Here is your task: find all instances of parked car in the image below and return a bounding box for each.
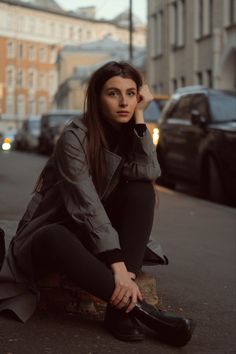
[14,116,41,151]
[144,95,169,146]
[38,110,80,155]
[157,86,236,205]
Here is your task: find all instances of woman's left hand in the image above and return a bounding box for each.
[135,84,154,124]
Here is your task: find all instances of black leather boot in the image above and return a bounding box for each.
[132,300,195,347]
[104,304,145,341]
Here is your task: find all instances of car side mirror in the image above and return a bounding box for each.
[191,110,206,127]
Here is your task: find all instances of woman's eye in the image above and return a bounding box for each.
[128,91,135,96]
[108,91,117,96]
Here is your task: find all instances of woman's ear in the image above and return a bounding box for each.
[137,93,142,103]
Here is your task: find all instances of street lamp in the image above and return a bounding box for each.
[129,0,133,62]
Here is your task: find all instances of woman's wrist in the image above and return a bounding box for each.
[111,261,127,273]
[134,110,145,124]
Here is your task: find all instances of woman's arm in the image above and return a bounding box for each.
[54,129,121,255]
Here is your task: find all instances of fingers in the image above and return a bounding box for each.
[110,285,131,307]
[139,84,154,102]
[110,284,142,312]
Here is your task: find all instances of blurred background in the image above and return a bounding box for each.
[0,0,235,206]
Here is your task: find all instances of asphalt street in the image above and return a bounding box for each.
[0,150,236,354]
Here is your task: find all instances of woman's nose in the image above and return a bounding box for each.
[119,95,128,106]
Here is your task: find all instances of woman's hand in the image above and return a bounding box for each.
[134,84,154,124]
[110,262,143,313]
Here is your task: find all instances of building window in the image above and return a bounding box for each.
[70,26,74,39]
[38,96,46,114]
[199,0,204,37]
[28,69,37,90]
[60,24,65,39]
[17,95,25,118]
[157,82,164,94]
[6,66,15,88]
[150,13,158,57]
[50,22,55,36]
[28,98,36,115]
[206,69,213,88]
[29,17,35,33]
[209,0,213,33]
[18,43,24,59]
[229,0,236,25]
[157,10,163,55]
[49,47,57,64]
[77,27,82,41]
[38,72,45,90]
[29,45,36,61]
[197,71,203,85]
[39,47,47,63]
[7,40,15,58]
[180,76,186,87]
[17,70,24,88]
[172,78,178,92]
[170,0,185,48]
[48,70,57,96]
[6,95,14,115]
[196,0,212,39]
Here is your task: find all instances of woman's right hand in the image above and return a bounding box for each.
[110,262,143,313]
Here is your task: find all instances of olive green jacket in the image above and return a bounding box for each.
[0,116,167,323]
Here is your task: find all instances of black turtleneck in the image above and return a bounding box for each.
[98,120,147,266]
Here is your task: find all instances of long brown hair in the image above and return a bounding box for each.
[84,61,143,195]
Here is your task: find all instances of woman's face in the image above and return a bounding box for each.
[100,76,138,126]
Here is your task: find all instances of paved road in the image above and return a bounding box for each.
[0,151,236,354]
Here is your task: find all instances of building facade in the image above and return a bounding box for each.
[147,0,236,94]
[0,0,146,131]
[54,37,146,111]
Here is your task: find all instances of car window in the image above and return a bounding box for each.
[144,100,161,122]
[191,94,209,119]
[168,95,192,120]
[48,114,74,127]
[209,92,236,122]
[29,120,40,130]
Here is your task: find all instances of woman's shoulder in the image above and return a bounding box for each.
[63,114,87,139]
[70,114,87,132]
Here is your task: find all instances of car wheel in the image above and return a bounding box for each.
[206,156,224,203]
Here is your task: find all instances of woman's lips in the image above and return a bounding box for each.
[117,111,129,116]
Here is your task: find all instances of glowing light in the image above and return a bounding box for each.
[152,128,159,146]
[2,143,11,151]
[4,137,11,144]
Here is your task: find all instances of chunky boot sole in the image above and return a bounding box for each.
[133,301,195,347]
[104,305,145,342]
[104,322,145,342]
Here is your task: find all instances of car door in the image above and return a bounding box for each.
[188,94,210,179]
[159,94,193,178]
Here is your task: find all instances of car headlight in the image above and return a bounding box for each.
[2,137,12,151]
[152,128,159,146]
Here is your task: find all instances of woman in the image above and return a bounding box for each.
[0,61,194,346]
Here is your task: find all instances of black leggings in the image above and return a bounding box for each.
[31,181,155,303]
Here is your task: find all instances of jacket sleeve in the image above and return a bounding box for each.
[122,126,161,181]
[54,129,121,254]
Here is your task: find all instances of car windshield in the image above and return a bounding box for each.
[209,92,236,122]
[29,120,40,130]
[48,114,74,127]
[144,100,161,122]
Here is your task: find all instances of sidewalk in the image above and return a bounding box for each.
[1,187,236,354]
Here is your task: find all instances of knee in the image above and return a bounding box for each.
[32,224,66,252]
[122,181,156,207]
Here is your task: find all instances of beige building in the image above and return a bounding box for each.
[147,0,236,94]
[55,37,146,112]
[0,0,146,131]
